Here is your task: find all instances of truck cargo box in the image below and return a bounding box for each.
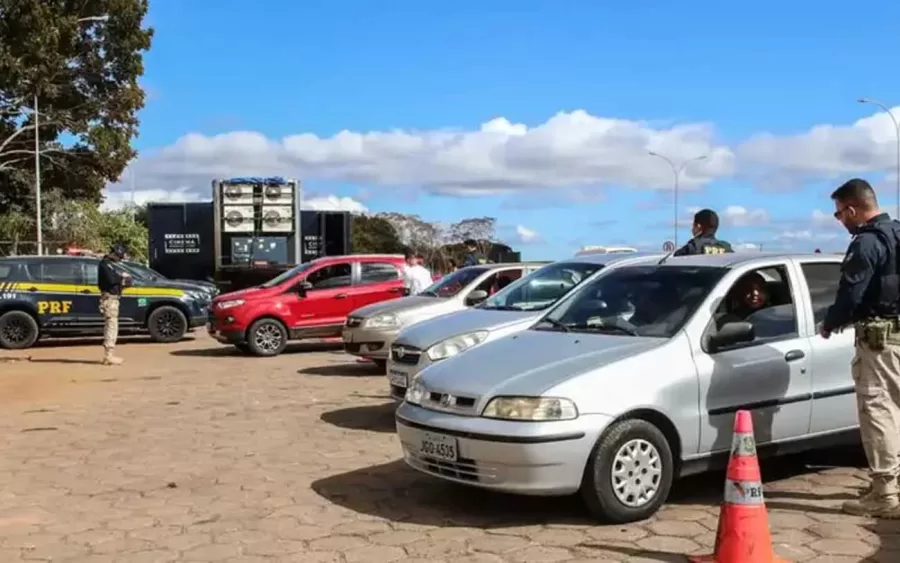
[147,202,215,282]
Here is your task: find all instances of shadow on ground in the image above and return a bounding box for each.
[320,402,397,433]
[170,341,343,357]
[311,447,867,532]
[299,360,384,377]
[35,335,188,348]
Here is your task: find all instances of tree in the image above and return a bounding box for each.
[377,212,449,263]
[350,214,405,254]
[448,216,497,257]
[0,0,154,211]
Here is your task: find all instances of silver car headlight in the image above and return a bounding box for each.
[405,376,427,405]
[426,330,489,361]
[482,397,579,421]
[364,314,400,329]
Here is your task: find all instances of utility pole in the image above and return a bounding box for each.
[34,94,42,255]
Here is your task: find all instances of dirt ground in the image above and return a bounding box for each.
[0,333,897,562]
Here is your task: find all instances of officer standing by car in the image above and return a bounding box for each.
[97,243,131,365]
[820,178,900,518]
[672,209,734,256]
[461,239,487,267]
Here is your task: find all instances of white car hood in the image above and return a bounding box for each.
[418,329,664,399]
[351,295,447,318]
[393,308,538,350]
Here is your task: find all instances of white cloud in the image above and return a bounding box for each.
[515,225,540,244]
[100,188,203,210]
[733,242,762,252]
[677,205,769,228]
[103,110,736,204]
[737,106,900,186]
[301,195,368,213]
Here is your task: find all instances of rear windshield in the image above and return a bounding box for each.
[533,265,727,338]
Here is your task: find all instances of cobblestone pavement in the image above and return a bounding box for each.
[0,335,898,562]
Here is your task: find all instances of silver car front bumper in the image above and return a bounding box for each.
[395,401,612,495]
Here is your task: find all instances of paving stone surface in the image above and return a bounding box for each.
[0,334,897,562]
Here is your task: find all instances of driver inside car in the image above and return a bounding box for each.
[715,272,770,329]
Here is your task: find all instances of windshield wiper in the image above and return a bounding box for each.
[534,318,570,332]
[481,305,522,311]
[571,322,640,336]
[419,290,438,297]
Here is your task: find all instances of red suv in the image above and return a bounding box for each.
[208,254,407,356]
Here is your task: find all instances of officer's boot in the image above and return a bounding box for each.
[101,349,124,366]
[842,475,900,516]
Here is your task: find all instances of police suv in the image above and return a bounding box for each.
[0,255,210,350]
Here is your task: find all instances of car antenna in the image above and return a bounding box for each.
[657,250,676,265]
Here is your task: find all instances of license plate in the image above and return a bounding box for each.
[420,431,458,462]
[388,369,408,388]
[342,330,353,343]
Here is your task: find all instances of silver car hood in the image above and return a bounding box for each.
[419,329,664,398]
[351,295,447,318]
[395,308,538,349]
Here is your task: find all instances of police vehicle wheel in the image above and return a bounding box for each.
[147,306,188,343]
[246,319,288,357]
[0,310,40,350]
[580,418,674,523]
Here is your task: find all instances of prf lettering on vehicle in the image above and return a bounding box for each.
[703,246,727,255]
[37,301,73,314]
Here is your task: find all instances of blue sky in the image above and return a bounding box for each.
[110,0,900,259]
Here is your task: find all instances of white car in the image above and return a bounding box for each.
[385,252,663,399]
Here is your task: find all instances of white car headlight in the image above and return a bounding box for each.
[426,330,489,361]
[482,397,578,421]
[405,376,427,405]
[217,299,245,310]
[364,314,400,329]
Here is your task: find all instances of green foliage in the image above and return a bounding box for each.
[351,214,406,254]
[0,195,147,259]
[0,0,154,210]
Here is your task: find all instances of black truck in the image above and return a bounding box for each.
[146,177,350,291]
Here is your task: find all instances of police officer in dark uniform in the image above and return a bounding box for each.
[461,239,486,267]
[820,178,900,517]
[97,243,130,365]
[672,208,734,256]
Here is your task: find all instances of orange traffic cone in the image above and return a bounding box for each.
[690,410,787,563]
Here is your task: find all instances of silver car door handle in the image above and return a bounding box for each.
[784,349,805,362]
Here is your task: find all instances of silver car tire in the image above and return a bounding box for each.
[580,418,674,523]
[246,318,289,357]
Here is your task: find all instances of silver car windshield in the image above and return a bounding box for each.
[533,265,727,337]
[420,266,490,298]
[479,261,604,311]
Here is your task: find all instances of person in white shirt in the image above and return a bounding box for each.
[403,252,433,295]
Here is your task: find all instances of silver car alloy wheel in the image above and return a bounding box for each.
[254,323,283,352]
[610,438,663,508]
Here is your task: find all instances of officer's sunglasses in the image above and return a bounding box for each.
[833,205,853,219]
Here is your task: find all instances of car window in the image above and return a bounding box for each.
[482,261,604,311]
[421,266,489,298]
[0,263,13,281]
[306,263,352,290]
[39,261,81,284]
[712,265,798,344]
[535,265,727,338]
[800,262,840,325]
[360,262,401,284]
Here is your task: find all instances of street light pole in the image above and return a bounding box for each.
[34,94,42,255]
[33,15,110,255]
[858,98,900,218]
[648,151,708,247]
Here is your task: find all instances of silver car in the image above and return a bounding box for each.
[395,253,855,523]
[385,252,663,399]
[342,263,547,369]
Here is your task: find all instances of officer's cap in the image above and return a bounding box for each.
[110,243,127,258]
